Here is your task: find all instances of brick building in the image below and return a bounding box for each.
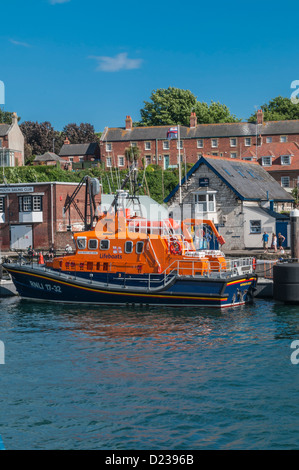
[100,111,299,169]
[59,138,101,169]
[0,182,101,252]
[0,112,25,167]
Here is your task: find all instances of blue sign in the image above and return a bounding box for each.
[199,178,209,187]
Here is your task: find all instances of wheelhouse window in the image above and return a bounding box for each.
[88,239,98,250]
[77,237,87,249]
[250,220,261,234]
[136,241,144,254]
[19,195,43,212]
[100,239,110,250]
[125,241,133,254]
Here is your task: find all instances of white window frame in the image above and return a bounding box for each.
[250,220,261,234]
[230,138,237,147]
[106,157,112,168]
[211,139,218,148]
[106,142,112,152]
[245,137,251,146]
[262,156,272,166]
[280,135,287,143]
[266,136,272,143]
[118,156,125,167]
[144,141,151,150]
[194,191,216,213]
[197,139,203,148]
[163,141,170,150]
[281,155,291,165]
[230,152,237,159]
[281,176,290,188]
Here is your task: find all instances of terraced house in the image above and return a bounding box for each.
[0,112,24,167]
[100,110,299,169]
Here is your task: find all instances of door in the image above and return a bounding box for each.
[164,155,169,169]
[10,225,33,250]
[276,220,288,247]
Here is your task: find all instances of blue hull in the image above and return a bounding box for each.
[4,264,257,308]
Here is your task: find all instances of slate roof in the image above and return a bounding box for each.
[34,152,62,162]
[102,120,299,142]
[164,155,294,203]
[59,142,100,157]
[0,124,11,137]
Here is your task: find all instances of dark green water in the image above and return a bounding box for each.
[0,297,299,450]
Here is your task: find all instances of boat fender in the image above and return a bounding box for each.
[38,253,44,265]
[252,258,256,271]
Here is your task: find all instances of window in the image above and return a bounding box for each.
[230,138,237,147]
[131,142,137,147]
[106,143,112,152]
[118,156,125,167]
[230,152,237,159]
[212,152,218,156]
[177,140,183,150]
[145,155,151,166]
[163,141,169,150]
[106,157,112,168]
[250,220,261,234]
[19,195,42,212]
[194,193,216,212]
[281,155,291,165]
[245,137,251,146]
[281,176,290,188]
[280,136,287,143]
[0,197,4,212]
[266,136,272,143]
[211,139,218,148]
[100,240,110,250]
[77,237,87,250]
[197,139,203,148]
[262,156,272,166]
[125,241,133,253]
[88,239,98,250]
[145,142,151,150]
[136,241,144,254]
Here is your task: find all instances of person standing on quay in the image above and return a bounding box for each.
[278,233,285,252]
[272,233,277,252]
[262,231,269,252]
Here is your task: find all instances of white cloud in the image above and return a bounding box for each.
[49,0,71,4]
[90,53,143,72]
[9,39,31,47]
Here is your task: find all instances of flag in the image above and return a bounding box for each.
[167,127,178,140]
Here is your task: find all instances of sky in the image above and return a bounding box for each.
[1,0,299,132]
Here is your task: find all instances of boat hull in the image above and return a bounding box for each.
[4,263,257,308]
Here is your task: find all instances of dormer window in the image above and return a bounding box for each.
[281,155,291,165]
[262,156,272,166]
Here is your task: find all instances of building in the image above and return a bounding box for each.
[100,111,299,169]
[0,182,101,252]
[164,155,294,250]
[59,138,101,169]
[242,141,299,207]
[0,112,25,167]
[33,152,64,167]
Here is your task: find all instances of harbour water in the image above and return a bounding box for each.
[1,297,299,450]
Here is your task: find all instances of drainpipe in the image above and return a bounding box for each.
[51,183,54,245]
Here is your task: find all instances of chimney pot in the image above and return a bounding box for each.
[125,115,133,130]
[190,112,197,128]
[257,109,263,125]
[64,137,70,145]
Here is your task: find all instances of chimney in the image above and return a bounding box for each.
[125,115,133,131]
[11,112,18,125]
[64,137,70,145]
[257,109,263,125]
[190,112,197,128]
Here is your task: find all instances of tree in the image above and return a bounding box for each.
[62,123,100,144]
[124,146,141,166]
[19,121,64,159]
[248,96,299,122]
[135,87,240,127]
[0,108,20,124]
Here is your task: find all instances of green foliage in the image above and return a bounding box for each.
[0,165,184,204]
[248,96,299,122]
[135,87,240,127]
[0,109,19,125]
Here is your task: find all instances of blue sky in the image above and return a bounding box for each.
[1,0,299,132]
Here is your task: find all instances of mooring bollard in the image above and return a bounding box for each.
[290,209,299,260]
